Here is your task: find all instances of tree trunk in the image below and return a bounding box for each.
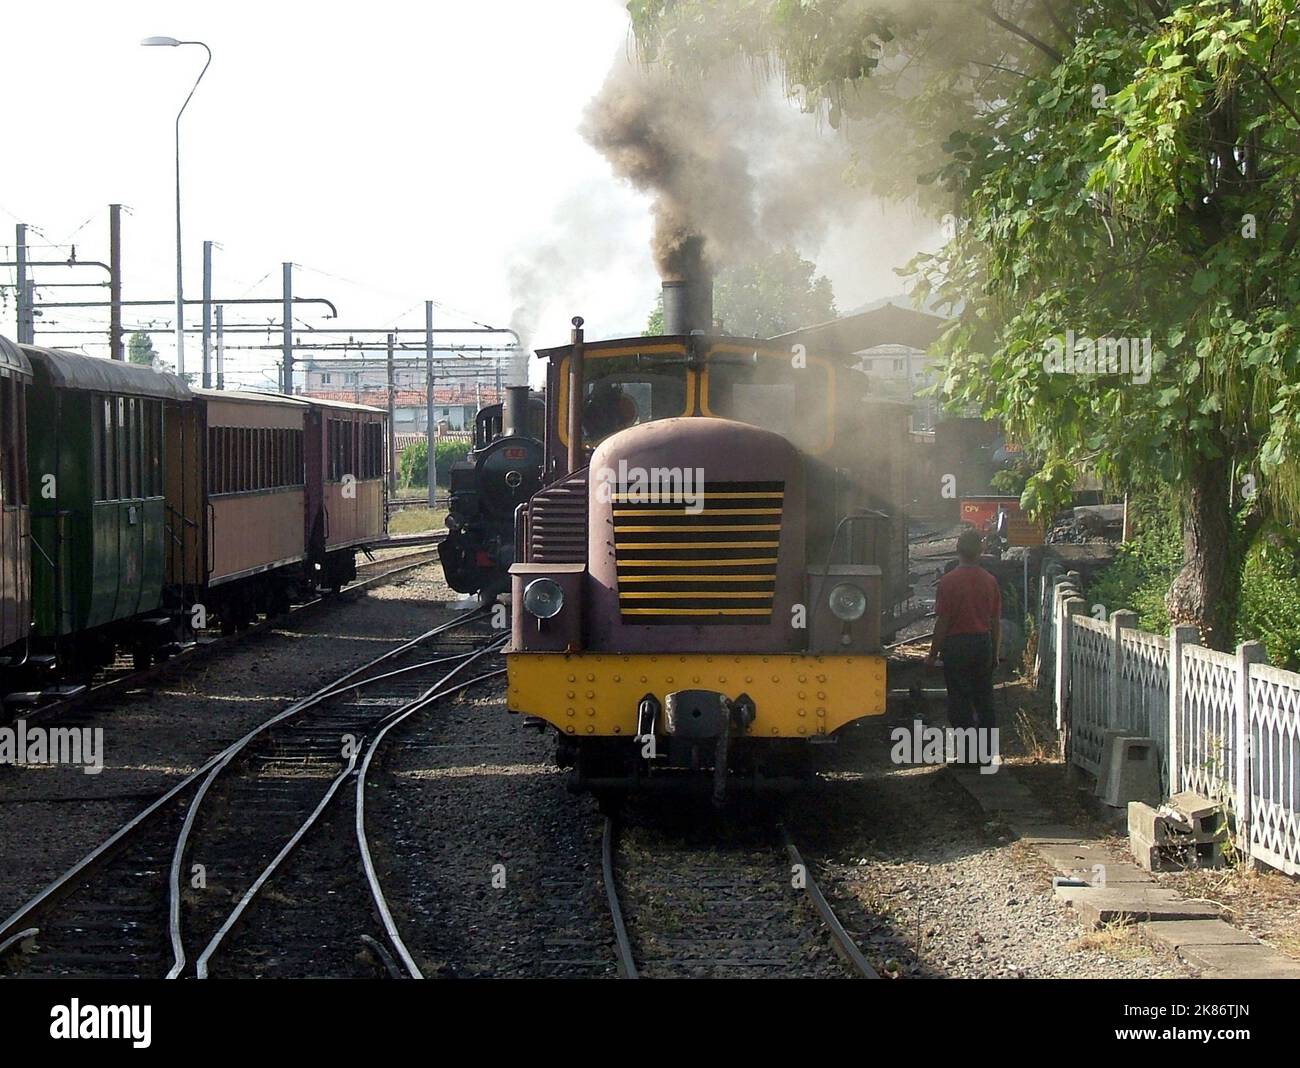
[1166,453,1235,649]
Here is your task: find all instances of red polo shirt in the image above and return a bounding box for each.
[935,564,1001,637]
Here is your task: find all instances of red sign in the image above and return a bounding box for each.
[959,496,1044,547]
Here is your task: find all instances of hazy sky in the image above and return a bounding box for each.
[0,0,934,389]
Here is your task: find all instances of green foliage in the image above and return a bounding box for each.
[1238,530,1300,670]
[1088,495,1183,635]
[398,438,471,489]
[127,332,157,366]
[645,245,836,337]
[1086,496,1300,667]
[914,5,1300,528]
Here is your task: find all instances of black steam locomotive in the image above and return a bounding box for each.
[438,387,545,597]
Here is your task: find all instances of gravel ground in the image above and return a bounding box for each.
[793,663,1197,979]
[0,564,458,923]
[367,676,615,978]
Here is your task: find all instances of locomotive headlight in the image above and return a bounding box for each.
[828,582,867,622]
[523,578,565,619]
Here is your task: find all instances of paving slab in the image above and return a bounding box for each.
[1035,841,1153,884]
[1014,827,1086,844]
[1142,919,1259,949]
[1053,885,1222,927]
[1176,943,1300,979]
[1056,864,1153,886]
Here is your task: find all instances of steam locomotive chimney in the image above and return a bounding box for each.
[502,385,529,438]
[662,270,713,335]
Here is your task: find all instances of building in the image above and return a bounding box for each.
[773,302,948,431]
[300,385,503,434]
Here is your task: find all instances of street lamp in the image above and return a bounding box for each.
[141,35,212,379]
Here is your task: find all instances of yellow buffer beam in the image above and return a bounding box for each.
[507,652,888,738]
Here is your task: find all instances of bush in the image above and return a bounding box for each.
[398,439,471,489]
[1086,494,1182,633]
[1237,534,1300,670]
[1085,492,1300,668]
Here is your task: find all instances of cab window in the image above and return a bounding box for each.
[561,352,692,449]
[702,348,833,454]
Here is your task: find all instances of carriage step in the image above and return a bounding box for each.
[43,684,87,700]
[3,692,45,708]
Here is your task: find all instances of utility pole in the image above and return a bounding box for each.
[109,205,124,359]
[14,224,30,344]
[386,331,398,495]
[24,281,36,343]
[202,240,213,388]
[281,262,293,394]
[215,305,225,389]
[426,301,437,506]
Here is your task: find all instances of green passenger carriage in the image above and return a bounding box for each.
[22,346,191,669]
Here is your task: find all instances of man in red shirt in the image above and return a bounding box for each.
[925,529,1002,734]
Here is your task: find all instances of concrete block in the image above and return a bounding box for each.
[1093,729,1133,798]
[1167,791,1227,840]
[1129,828,1224,873]
[1098,735,1161,808]
[1128,802,1177,843]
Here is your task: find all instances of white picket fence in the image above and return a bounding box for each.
[1036,568,1300,876]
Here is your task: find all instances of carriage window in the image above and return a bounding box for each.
[101,397,117,501]
[703,349,833,454]
[93,398,105,500]
[128,399,141,498]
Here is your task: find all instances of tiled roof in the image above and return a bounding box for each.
[301,387,502,407]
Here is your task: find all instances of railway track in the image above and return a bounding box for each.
[0,609,504,979]
[9,540,446,728]
[602,815,878,979]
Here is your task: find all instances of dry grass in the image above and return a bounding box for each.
[1152,861,1300,960]
[388,507,448,534]
[1068,917,1150,960]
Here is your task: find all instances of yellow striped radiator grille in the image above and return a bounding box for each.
[612,481,784,625]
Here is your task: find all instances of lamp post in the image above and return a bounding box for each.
[141,35,212,379]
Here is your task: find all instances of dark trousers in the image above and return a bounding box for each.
[942,633,995,731]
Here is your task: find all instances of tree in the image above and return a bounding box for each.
[631,1,1300,648]
[127,332,157,366]
[646,245,836,336]
[398,438,472,489]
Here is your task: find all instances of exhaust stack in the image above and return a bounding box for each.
[502,385,529,438]
[662,272,713,335]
